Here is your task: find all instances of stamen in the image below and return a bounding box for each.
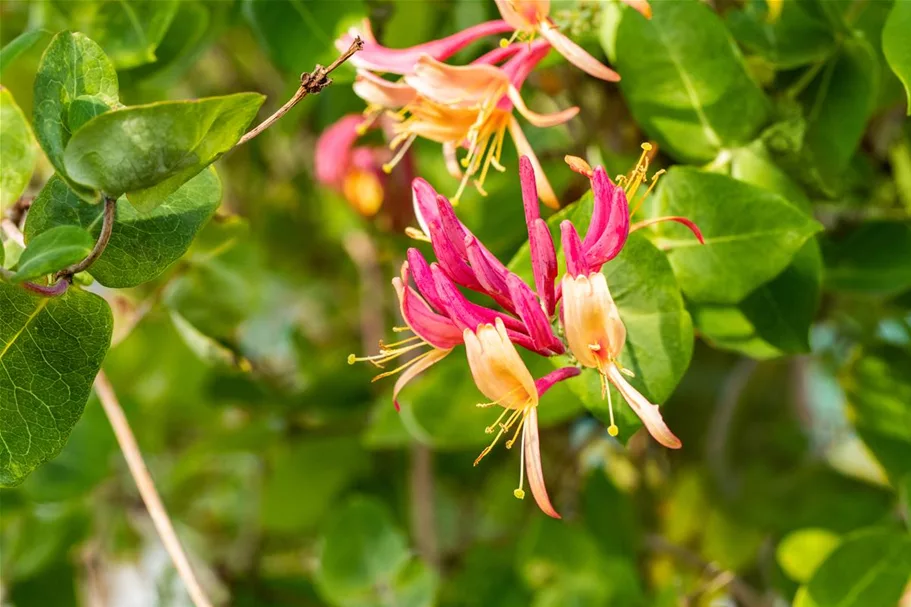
[504,408,529,449]
[404,227,431,242]
[606,378,619,437]
[474,425,507,466]
[370,348,434,381]
[624,142,653,200]
[629,169,666,217]
[379,335,421,350]
[514,421,527,499]
[382,134,417,174]
[564,155,593,177]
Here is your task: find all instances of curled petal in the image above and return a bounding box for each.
[507,274,563,354]
[539,21,620,82]
[393,347,452,412]
[406,248,449,313]
[584,176,630,270]
[394,267,463,349]
[630,216,705,244]
[509,117,559,209]
[315,115,363,187]
[429,221,483,290]
[436,194,469,256]
[523,408,561,519]
[494,0,550,30]
[407,56,508,106]
[534,366,581,396]
[560,220,589,278]
[412,178,442,237]
[580,166,614,250]
[607,364,682,449]
[343,20,515,74]
[353,71,417,109]
[507,87,580,127]
[502,40,551,89]
[465,235,512,305]
[474,44,524,66]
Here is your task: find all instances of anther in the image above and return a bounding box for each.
[513,488,526,499]
[608,424,619,437]
[347,354,356,365]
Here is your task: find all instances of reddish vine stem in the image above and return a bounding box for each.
[236,36,364,147]
[56,194,117,280]
[94,372,213,607]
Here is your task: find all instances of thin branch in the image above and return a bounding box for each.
[56,195,117,280]
[93,372,213,607]
[645,534,766,607]
[236,37,364,147]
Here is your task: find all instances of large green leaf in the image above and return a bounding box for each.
[799,38,878,188]
[62,93,264,211]
[0,284,112,486]
[822,221,911,296]
[316,496,437,607]
[883,0,911,112]
[24,168,222,288]
[32,31,118,200]
[601,0,770,163]
[726,0,837,69]
[691,142,823,358]
[11,226,93,284]
[0,87,37,213]
[646,166,822,304]
[795,528,911,607]
[49,0,180,69]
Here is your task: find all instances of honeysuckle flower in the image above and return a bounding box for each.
[336,18,514,75]
[494,0,624,82]
[315,113,415,225]
[464,317,580,518]
[376,42,576,206]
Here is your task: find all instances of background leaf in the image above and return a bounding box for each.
[883,0,911,112]
[32,31,118,199]
[62,93,264,211]
[646,167,822,304]
[24,168,222,288]
[11,225,93,283]
[0,87,37,213]
[0,30,50,78]
[602,0,770,163]
[0,284,112,486]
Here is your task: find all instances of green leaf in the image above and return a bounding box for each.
[50,0,180,70]
[798,528,911,607]
[0,87,38,213]
[777,528,841,583]
[317,496,427,606]
[0,284,112,486]
[66,94,110,133]
[690,143,823,357]
[62,93,264,211]
[883,0,911,113]
[24,168,222,288]
[0,30,50,78]
[33,32,119,199]
[602,0,770,163]
[726,0,837,69]
[799,38,878,187]
[12,226,94,283]
[822,221,911,295]
[647,167,822,304]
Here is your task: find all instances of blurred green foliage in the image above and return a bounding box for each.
[1,0,910,606]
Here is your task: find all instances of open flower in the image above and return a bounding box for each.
[378,42,577,206]
[495,0,625,81]
[464,318,580,518]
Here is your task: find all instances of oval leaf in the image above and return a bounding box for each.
[12,225,94,284]
[24,168,222,288]
[601,0,770,163]
[32,31,119,198]
[883,0,911,113]
[0,87,38,212]
[62,93,265,211]
[0,283,113,486]
[646,166,822,304]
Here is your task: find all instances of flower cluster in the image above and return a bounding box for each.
[324,0,652,211]
[350,148,703,518]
